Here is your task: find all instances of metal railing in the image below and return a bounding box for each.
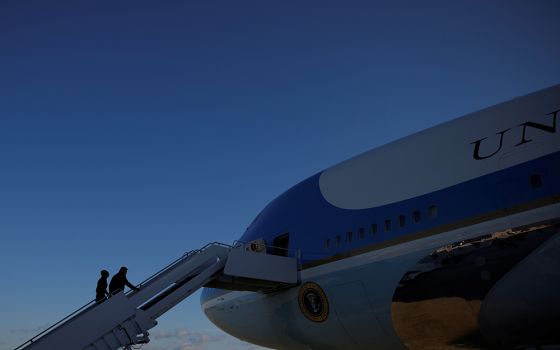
[13,242,233,350]
[13,298,97,350]
[132,242,232,291]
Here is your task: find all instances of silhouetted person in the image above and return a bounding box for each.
[109,266,139,295]
[96,270,110,303]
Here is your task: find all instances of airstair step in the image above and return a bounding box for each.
[14,242,298,350]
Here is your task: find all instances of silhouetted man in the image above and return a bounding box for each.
[109,266,139,295]
[96,270,110,303]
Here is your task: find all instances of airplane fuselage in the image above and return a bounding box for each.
[201,85,560,349]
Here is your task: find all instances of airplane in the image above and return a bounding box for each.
[13,85,559,350]
[200,84,560,350]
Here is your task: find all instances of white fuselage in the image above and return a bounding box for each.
[201,85,560,350]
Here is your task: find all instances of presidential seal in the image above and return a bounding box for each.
[298,282,329,322]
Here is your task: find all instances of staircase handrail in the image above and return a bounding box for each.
[13,298,97,350]
[13,241,233,350]
[131,242,232,292]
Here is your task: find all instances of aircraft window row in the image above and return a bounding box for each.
[428,205,438,219]
[324,205,438,250]
[359,227,365,240]
[413,210,421,223]
[530,174,542,189]
[384,219,392,232]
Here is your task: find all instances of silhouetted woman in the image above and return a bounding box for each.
[95,270,110,303]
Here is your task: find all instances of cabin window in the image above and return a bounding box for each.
[272,233,289,257]
[530,174,542,189]
[358,227,365,240]
[384,219,392,232]
[398,215,406,227]
[347,231,353,243]
[428,205,438,219]
[335,235,341,247]
[325,239,330,250]
[371,224,378,235]
[413,210,421,223]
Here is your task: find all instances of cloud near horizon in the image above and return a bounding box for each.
[142,327,267,350]
[5,325,265,350]
[143,327,225,350]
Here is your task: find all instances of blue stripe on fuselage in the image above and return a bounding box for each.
[239,151,560,264]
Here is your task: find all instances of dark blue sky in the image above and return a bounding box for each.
[1,1,559,349]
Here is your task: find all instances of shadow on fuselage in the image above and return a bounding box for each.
[392,219,560,349]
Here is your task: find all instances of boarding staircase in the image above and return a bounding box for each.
[15,242,299,350]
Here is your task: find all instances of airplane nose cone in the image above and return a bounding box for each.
[200,286,365,350]
[201,289,294,349]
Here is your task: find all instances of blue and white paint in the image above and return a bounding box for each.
[201,85,560,350]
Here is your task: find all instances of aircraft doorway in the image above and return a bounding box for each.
[271,233,289,257]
